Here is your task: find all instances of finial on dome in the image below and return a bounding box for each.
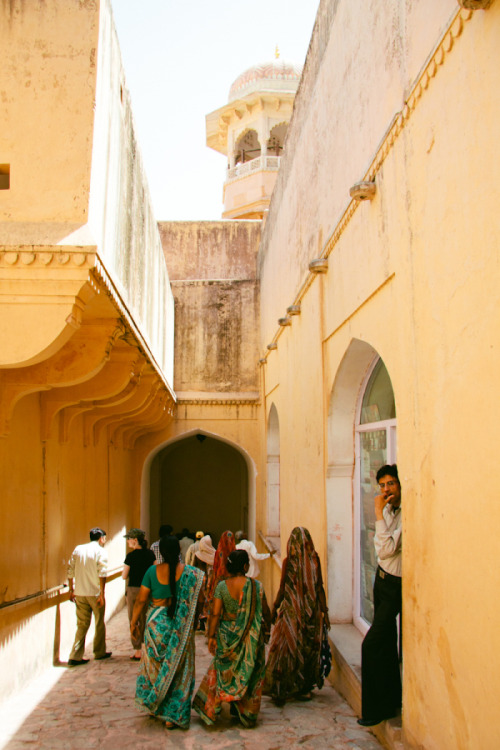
[275,45,280,59]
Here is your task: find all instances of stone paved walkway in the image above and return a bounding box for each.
[1,608,383,750]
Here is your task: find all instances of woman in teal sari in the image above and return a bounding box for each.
[130,535,204,729]
[193,549,271,728]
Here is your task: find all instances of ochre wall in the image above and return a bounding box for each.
[258,1,500,748]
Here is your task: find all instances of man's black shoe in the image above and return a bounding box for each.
[357,713,397,727]
[95,652,112,660]
[68,658,89,666]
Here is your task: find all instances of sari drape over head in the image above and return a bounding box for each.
[135,565,204,728]
[193,577,269,727]
[206,530,236,613]
[264,526,330,702]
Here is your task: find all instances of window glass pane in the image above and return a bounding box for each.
[360,359,396,424]
[359,429,387,623]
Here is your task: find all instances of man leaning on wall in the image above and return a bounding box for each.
[67,527,112,666]
[358,464,402,727]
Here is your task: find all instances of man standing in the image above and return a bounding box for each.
[358,464,402,726]
[235,530,275,579]
[67,527,112,666]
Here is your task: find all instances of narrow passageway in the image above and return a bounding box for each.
[1,609,383,750]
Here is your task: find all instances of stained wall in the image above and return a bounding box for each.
[258,1,500,747]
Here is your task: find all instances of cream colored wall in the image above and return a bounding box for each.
[223,170,281,219]
[0,0,98,242]
[258,1,500,747]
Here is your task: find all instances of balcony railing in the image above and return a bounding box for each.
[226,155,281,183]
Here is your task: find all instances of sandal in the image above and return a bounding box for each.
[164,721,175,729]
[296,692,313,701]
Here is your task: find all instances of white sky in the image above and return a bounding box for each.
[110,0,319,221]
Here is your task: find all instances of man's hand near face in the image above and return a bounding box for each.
[374,493,392,521]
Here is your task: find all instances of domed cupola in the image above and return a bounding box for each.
[206,53,303,219]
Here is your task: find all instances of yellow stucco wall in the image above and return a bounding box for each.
[258,1,500,747]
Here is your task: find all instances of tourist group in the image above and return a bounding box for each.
[67,525,331,729]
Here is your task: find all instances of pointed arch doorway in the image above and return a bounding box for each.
[148,433,249,544]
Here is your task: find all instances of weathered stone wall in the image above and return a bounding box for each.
[159,221,261,394]
[159,221,260,281]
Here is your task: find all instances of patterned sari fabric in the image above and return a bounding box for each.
[206,530,236,614]
[135,565,204,727]
[264,526,330,702]
[193,578,268,727]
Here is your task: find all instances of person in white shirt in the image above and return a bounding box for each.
[67,527,111,666]
[235,530,275,578]
[358,465,402,727]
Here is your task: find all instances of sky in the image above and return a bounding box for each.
[110,0,319,221]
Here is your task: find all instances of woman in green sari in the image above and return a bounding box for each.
[130,535,204,729]
[193,549,271,728]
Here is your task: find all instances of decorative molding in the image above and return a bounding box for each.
[322,6,473,263]
[458,0,493,8]
[176,398,260,406]
[349,181,376,201]
[265,5,475,358]
[287,304,301,315]
[267,342,278,350]
[0,247,95,268]
[278,316,291,326]
[309,258,329,273]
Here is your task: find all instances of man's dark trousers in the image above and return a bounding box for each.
[361,566,402,720]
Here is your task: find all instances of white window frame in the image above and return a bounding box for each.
[353,358,397,635]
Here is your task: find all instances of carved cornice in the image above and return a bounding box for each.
[0,247,96,268]
[176,399,261,406]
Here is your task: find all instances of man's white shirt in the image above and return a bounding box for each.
[67,540,108,596]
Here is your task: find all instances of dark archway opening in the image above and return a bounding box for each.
[149,434,248,545]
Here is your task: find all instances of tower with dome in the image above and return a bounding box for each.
[205,56,302,219]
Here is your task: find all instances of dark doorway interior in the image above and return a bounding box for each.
[149,434,248,545]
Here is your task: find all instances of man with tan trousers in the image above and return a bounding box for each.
[67,527,112,665]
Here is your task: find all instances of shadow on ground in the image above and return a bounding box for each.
[1,609,383,750]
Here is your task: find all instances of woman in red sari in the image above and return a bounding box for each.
[264,526,331,705]
[205,530,236,616]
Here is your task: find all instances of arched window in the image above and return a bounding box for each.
[266,123,288,157]
[234,129,261,165]
[266,404,280,539]
[355,358,397,630]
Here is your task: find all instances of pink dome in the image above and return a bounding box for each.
[228,60,303,101]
